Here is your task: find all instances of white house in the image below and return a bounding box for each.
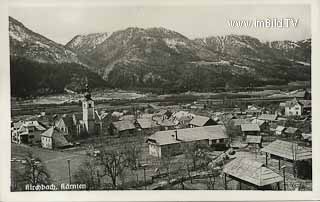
[284,98,302,116]
[146,125,228,158]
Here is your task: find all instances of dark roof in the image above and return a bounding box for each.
[112,120,136,132]
[56,116,73,128]
[258,114,277,121]
[261,140,312,161]
[241,124,260,132]
[189,115,211,127]
[223,158,283,187]
[147,125,227,146]
[299,100,311,108]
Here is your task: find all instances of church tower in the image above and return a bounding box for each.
[82,84,95,135]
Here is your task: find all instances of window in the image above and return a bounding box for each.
[296,111,299,115]
[88,104,92,108]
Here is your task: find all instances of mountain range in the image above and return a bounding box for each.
[9,16,311,97]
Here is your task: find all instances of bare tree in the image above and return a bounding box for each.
[73,159,100,190]
[23,152,51,187]
[97,149,127,189]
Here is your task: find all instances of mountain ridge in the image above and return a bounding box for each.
[9,16,311,97]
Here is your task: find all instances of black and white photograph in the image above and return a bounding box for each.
[2,0,319,200]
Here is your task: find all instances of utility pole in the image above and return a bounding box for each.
[281,165,286,190]
[67,159,71,184]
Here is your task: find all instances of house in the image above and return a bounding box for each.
[261,140,312,179]
[284,127,300,138]
[155,118,177,131]
[55,115,74,135]
[110,120,136,136]
[95,111,112,135]
[11,120,47,144]
[189,115,217,128]
[240,124,260,137]
[246,105,263,117]
[258,114,278,123]
[284,98,302,116]
[251,119,267,131]
[301,133,312,145]
[284,98,312,116]
[274,126,286,136]
[146,125,228,158]
[246,135,262,148]
[231,119,251,127]
[172,111,194,127]
[40,127,71,149]
[223,158,283,190]
[135,118,159,135]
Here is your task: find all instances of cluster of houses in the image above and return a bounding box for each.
[11,88,311,155]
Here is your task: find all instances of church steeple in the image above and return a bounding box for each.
[82,83,95,135]
[84,84,92,101]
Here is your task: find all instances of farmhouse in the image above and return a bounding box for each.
[11,120,47,144]
[274,126,286,136]
[135,118,159,135]
[223,158,283,190]
[189,115,217,128]
[40,127,71,149]
[261,140,312,179]
[258,114,278,123]
[110,120,136,136]
[284,127,300,138]
[240,124,260,136]
[146,125,228,158]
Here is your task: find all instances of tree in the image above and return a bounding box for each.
[24,152,51,186]
[73,159,100,190]
[97,149,128,189]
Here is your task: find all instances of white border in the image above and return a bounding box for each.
[1,0,319,201]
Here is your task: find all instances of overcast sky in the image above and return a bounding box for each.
[9,3,311,44]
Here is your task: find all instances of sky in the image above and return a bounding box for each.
[9,2,311,44]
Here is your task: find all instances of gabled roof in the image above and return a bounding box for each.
[156,119,177,127]
[41,127,70,148]
[241,124,260,132]
[258,114,277,121]
[275,126,286,132]
[251,119,265,127]
[261,140,312,161]
[232,119,251,126]
[56,116,73,128]
[136,118,156,129]
[112,120,136,132]
[147,125,227,146]
[299,100,311,108]
[302,133,312,141]
[285,98,302,108]
[284,127,298,134]
[189,115,212,127]
[246,135,262,144]
[223,158,283,187]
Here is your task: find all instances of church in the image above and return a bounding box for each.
[72,84,105,136]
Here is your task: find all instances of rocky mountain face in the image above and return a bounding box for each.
[9,17,107,97]
[9,17,84,65]
[9,16,311,97]
[66,32,109,56]
[66,27,310,92]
